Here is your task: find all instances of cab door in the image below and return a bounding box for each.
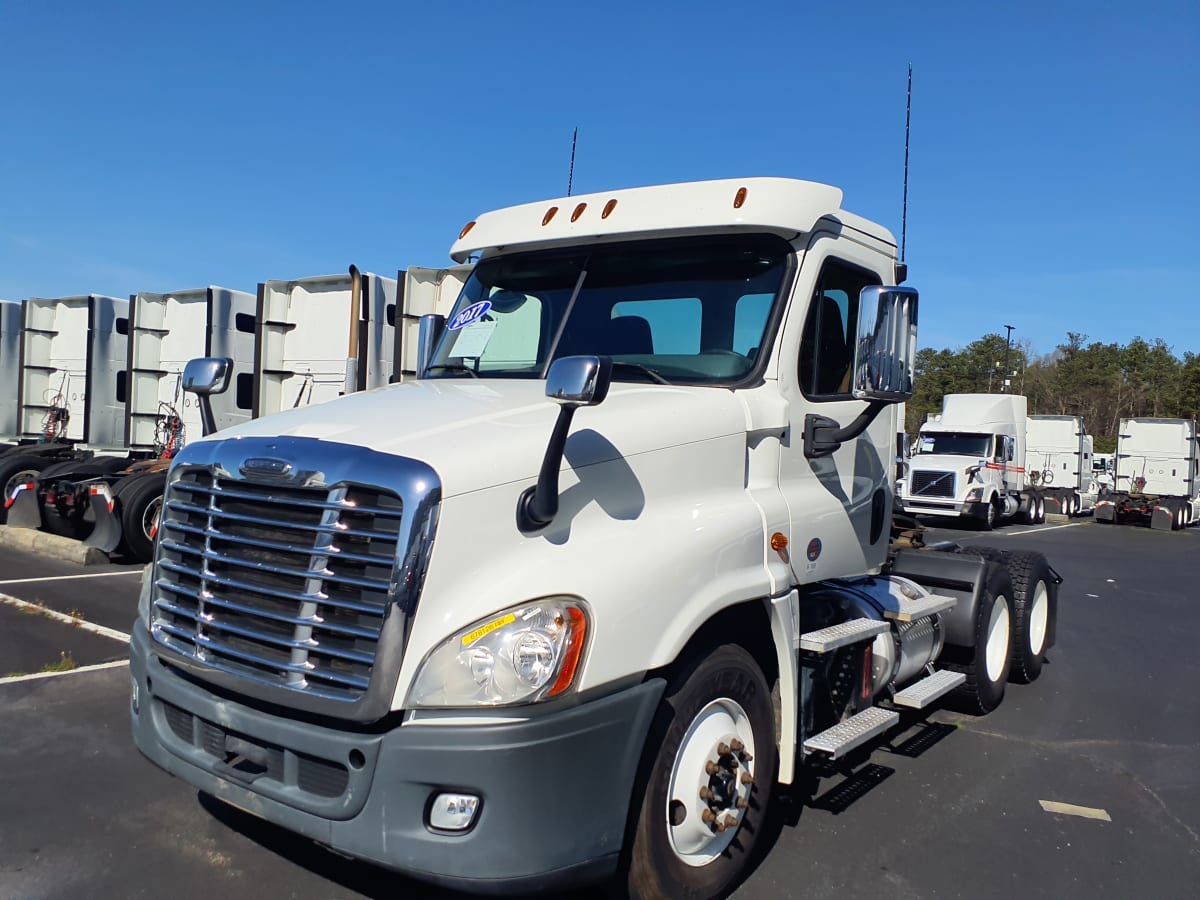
[774,234,896,582]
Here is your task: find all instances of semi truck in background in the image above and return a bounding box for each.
[130,178,1061,899]
[898,393,1045,529]
[1095,417,1199,530]
[1026,414,1098,516]
[394,265,474,380]
[0,294,129,525]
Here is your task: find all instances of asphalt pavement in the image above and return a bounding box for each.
[1,519,1198,899]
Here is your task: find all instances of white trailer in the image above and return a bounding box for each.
[1095,418,1199,530]
[1026,415,1099,515]
[899,393,1044,529]
[393,265,473,380]
[131,177,1062,899]
[0,300,21,445]
[0,295,130,525]
[254,269,397,417]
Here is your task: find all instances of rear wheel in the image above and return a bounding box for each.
[623,644,776,900]
[0,455,49,524]
[116,472,167,562]
[942,561,1013,714]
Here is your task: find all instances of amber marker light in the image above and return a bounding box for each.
[547,606,588,697]
[770,532,788,552]
[458,221,476,240]
[542,206,559,226]
[601,198,618,219]
[733,187,748,209]
[570,202,587,222]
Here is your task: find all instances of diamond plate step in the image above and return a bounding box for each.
[891,669,966,709]
[803,707,899,759]
[883,592,957,623]
[799,617,890,653]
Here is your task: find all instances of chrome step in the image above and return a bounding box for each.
[884,593,957,623]
[891,669,966,709]
[799,618,889,653]
[803,707,899,759]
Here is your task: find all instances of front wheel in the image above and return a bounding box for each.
[623,644,777,900]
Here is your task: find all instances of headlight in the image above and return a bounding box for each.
[408,598,589,707]
[964,487,983,502]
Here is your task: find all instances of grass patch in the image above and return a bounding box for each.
[41,651,78,673]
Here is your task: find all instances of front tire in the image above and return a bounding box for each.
[623,644,777,900]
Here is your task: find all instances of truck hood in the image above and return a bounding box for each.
[204,378,749,498]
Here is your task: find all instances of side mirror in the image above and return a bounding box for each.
[182,357,232,436]
[182,357,232,396]
[851,286,918,402]
[416,314,446,379]
[518,355,613,532]
[545,355,612,407]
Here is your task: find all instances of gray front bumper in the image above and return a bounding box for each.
[130,625,665,894]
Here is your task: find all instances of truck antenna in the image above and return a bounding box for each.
[900,64,912,268]
[567,127,578,197]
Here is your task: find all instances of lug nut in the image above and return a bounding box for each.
[714,817,728,832]
[740,752,753,763]
[699,786,714,801]
[740,771,755,786]
[721,813,738,829]
[705,760,721,775]
[735,797,748,810]
[701,808,716,825]
[717,742,730,756]
[730,738,744,752]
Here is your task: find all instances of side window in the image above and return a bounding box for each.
[797,258,879,397]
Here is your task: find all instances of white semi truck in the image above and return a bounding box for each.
[130,178,1061,899]
[1095,417,1199,530]
[1026,414,1098,516]
[899,393,1045,529]
[0,295,130,525]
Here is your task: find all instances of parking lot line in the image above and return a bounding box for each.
[0,658,129,685]
[0,570,142,586]
[0,593,132,643]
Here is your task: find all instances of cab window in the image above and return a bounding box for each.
[798,259,880,398]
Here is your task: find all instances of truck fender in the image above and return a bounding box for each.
[888,547,989,649]
[767,590,800,784]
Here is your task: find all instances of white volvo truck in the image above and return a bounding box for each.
[1095,417,1199,530]
[1026,414,1098,516]
[0,299,21,447]
[899,393,1045,529]
[130,178,1061,898]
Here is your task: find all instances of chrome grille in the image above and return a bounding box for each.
[910,470,956,498]
[152,470,404,701]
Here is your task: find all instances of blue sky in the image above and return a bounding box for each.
[2,1,1197,358]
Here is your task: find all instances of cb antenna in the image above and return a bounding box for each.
[900,64,912,272]
[567,127,578,196]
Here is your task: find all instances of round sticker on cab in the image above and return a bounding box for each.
[448,300,492,331]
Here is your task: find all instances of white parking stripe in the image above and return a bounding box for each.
[0,570,141,586]
[0,658,129,685]
[0,593,131,643]
[994,522,1087,537]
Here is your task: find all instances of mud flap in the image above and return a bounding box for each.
[83,488,123,553]
[6,485,43,529]
[1151,505,1175,531]
[1094,503,1116,523]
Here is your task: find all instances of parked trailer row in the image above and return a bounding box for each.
[0,266,468,561]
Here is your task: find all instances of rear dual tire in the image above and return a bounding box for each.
[942,562,1014,714]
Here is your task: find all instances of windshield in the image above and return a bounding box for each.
[917,432,992,458]
[427,234,790,385]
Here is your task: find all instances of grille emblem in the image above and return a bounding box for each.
[240,456,294,478]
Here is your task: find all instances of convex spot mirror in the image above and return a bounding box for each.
[182,357,232,396]
[851,286,918,402]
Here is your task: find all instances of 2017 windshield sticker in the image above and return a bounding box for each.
[448,300,492,331]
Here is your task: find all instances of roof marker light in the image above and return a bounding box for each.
[542,206,559,226]
[733,187,748,209]
[570,202,587,223]
[458,221,476,240]
[601,198,618,219]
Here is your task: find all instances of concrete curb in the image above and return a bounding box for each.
[0,525,109,566]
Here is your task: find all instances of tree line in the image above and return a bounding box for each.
[908,333,1200,452]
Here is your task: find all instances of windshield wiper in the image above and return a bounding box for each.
[425,364,479,378]
[610,361,671,385]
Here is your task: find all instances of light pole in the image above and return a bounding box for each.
[1003,324,1015,393]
